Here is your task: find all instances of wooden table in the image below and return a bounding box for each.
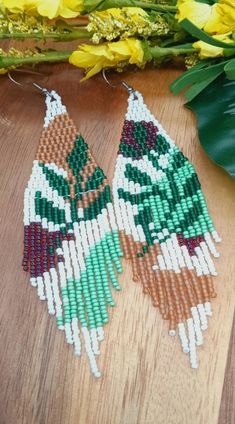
[0,65,234,424]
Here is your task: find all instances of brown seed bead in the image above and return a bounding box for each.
[87,191,94,203]
[150,279,159,307]
[153,243,161,256]
[183,280,196,309]
[155,270,167,318]
[181,267,190,284]
[131,256,139,282]
[126,235,136,260]
[168,273,184,323]
[175,273,191,320]
[147,277,158,302]
[144,254,159,306]
[162,270,177,326]
[148,245,158,267]
[138,258,149,295]
[180,267,197,308]
[70,186,76,199]
[135,241,143,254]
[204,274,217,298]
[67,170,74,180]
[125,235,134,264]
[70,175,77,184]
[143,252,153,275]
[119,231,130,259]
[169,321,177,332]
[187,269,204,304]
[198,275,210,302]
[80,161,96,183]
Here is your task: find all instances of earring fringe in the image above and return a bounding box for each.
[113,90,220,369]
[22,90,123,377]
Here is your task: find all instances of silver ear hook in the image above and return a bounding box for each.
[102,69,136,94]
[8,69,55,99]
[32,82,54,98]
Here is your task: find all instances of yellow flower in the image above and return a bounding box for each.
[88,7,169,43]
[3,0,39,13]
[69,38,145,80]
[177,0,235,35]
[97,6,147,20]
[193,32,233,58]
[176,0,212,29]
[37,0,83,19]
[204,0,235,34]
[0,0,5,12]
[3,0,84,18]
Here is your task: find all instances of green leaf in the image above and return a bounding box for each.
[170,60,226,95]
[195,0,217,3]
[170,61,210,95]
[180,19,235,48]
[83,0,104,12]
[186,74,235,178]
[184,72,223,101]
[224,59,235,80]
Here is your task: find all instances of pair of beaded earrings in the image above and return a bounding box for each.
[22,72,221,377]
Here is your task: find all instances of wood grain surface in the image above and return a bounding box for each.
[218,313,235,424]
[0,64,234,424]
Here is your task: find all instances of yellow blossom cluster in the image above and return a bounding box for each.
[69,37,145,80]
[87,7,169,44]
[177,0,235,58]
[0,13,59,35]
[2,0,84,19]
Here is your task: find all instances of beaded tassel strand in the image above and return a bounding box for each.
[22,90,123,377]
[113,90,221,369]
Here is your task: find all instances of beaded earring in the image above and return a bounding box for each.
[110,75,221,369]
[22,85,123,377]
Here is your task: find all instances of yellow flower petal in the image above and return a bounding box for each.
[95,7,147,20]
[3,0,84,17]
[176,0,212,29]
[203,5,222,34]
[125,7,147,17]
[82,62,104,81]
[127,38,144,63]
[3,0,39,13]
[193,32,233,58]
[59,0,83,18]
[109,40,134,59]
[70,45,114,68]
[37,0,60,19]
[204,0,235,34]
[69,38,145,80]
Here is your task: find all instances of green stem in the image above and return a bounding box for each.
[0,50,72,68]
[84,0,177,13]
[134,1,177,12]
[149,44,196,59]
[0,28,90,41]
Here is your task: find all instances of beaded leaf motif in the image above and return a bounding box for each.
[113,90,221,368]
[22,90,123,377]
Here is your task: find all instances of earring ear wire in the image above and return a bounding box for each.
[8,68,54,98]
[102,68,136,94]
